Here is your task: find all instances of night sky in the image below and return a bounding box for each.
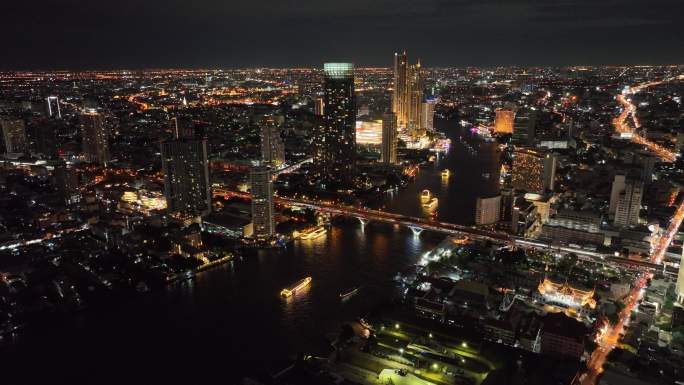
[3,0,683,69]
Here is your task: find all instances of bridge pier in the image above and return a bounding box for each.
[408,226,424,237]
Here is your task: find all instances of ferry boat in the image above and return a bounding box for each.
[297,225,327,240]
[280,276,312,297]
[422,197,438,209]
[441,169,450,178]
[482,172,491,179]
[420,189,432,204]
[339,286,360,301]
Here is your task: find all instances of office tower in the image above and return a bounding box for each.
[421,98,436,132]
[46,96,61,118]
[260,122,285,167]
[609,174,626,215]
[80,109,110,165]
[161,138,211,217]
[381,112,397,165]
[475,195,502,225]
[494,108,515,134]
[614,179,643,227]
[314,98,324,116]
[0,118,27,154]
[393,51,408,127]
[511,147,556,194]
[250,165,274,238]
[315,62,356,186]
[512,109,537,145]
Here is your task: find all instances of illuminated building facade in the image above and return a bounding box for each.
[80,109,110,165]
[313,97,324,116]
[677,248,684,303]
[1,118,27,154]
[537,278,596,313]
[511,147,556,194]
[355,119,383,145]
[475,195,501,225]
[393,51,430,137]
[161,138,211,217]
[614,179,643,227]
[392,51,408,127]
[250,165,274,238]
[315,63,356,186]
[494,108,515,134]
[381,112,397,165]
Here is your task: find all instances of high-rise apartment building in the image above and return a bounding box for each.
[614,179,643,227]
[609,174,626,215]
[314,62,356,186]
[250,165,274,238]
[80,109,110,165]
[161,138,211,217]
[393,51,408,127]
[260,122,285,167]
[1,118,27,154]
[511,147,556,194]
[392,51,430,136]
[381,112,397,165]
[494,108,515,134]
[475,195,502,225]
[313,98,324,116]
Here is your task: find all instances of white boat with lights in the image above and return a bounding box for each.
[280,276,312,297]
[339,286,360,300]
[297,225,327,240]
[420,189,432,204]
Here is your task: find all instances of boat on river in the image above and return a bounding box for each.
[280,277,312,297]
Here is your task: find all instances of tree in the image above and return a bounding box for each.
[557,253,578,275]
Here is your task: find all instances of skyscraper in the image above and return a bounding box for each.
[393,51,408,128]
[0,118,27,154]
[614,179,643,227]
[512,109,537,145]
[315,62,356,186]
[406,61,424,137]
[161,138,211,217]
[494,108,515,134]
[80,109,110,165]
[260,121,285,167]
[421,98,436,132]
[511,147,556,194]
[250,165,274,238]
[381,112,397,165]
[313,98,324,116]
[46,96,61,118]
[609,174,626,215]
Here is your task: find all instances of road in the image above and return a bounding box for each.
[578,75,684,385]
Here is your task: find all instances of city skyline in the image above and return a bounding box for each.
[2,0,683,70]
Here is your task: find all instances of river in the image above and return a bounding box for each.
[1,118,500,384]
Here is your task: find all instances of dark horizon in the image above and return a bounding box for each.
[2,0,682,70]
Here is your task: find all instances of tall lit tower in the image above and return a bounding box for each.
[260,119,285,167]
[315,62,356,186]
[393,51,408,127]
[161,137,211,217]
[407,61,424,137]
[381,112,397,165]
[614,179,643,228]
[250,165,275,238]
[511,147,556,194]
[80,109,110,165]
[0,118,27,154]
[46,96,61,118]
